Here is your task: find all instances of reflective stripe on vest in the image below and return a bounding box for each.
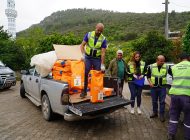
[128,61,145,81]
[85,31,105,57]
[169,120,178,124]
[150,63,167,85]
[184,123,190,128]
[169,61,190,96]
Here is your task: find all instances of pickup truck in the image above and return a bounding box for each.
[0,61,16,89]
[20,68,131,121]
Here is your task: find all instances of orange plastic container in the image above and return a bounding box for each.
[103,88,114,96]
[61,74,72,88]
[53,75,62,80]
[90,70,104,103]
[70,60,85,90]
[54,60,65,67]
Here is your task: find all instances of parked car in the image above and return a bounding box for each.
[0,61,16,89]
[143,62,174,90]
[20,68,132,121]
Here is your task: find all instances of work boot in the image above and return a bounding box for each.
[160,115,165,122]
[167,134,175,140]
[150,113,158,118]
[80,92,87,98]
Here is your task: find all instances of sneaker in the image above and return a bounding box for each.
[150,113,158,118]
[130,108,135,114]
[137,107,142,115]
[80,92,87,98]
[160,115,165,122]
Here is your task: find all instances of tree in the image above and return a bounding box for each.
[0,27,25,70]
[182,23,190,54]
[0,26,10,40]
[132,31,173,64]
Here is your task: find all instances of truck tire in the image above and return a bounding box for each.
[4,86,11,89]
[41,94,54,121]
[20,83,26,98]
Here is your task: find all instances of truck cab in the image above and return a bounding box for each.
[0,61,16,89]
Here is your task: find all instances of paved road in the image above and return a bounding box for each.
[0,83,183,140]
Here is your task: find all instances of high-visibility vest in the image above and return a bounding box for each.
[128,61,145,81]
[150,63,167,86]
[169,60,190,96]
[85,31,105,58]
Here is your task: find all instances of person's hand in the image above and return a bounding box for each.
[101,64,105,72]
[133,74,138,79]
[81,53,85,61]
[149,82,154,88]
[138,75,144,79]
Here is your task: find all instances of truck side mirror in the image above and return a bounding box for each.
[20,70,28,75]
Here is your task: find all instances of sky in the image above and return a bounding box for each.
[0,0,190,32]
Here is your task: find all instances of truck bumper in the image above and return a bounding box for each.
[0,77,16,89]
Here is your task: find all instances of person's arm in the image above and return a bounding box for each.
[101,48,106,64]
[127,63,133,77]
[101,39,107,64]
[80,41,87,55]
[167,65,173,77]
[107,60,113,76]
[147,66,154,87]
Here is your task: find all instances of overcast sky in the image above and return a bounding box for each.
[0,0,190,32]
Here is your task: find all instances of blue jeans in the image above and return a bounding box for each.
[151,87,166,115]
[128,82,143,108]
[84,56,101,93]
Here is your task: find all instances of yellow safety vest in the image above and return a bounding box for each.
[150,63,167,86]
[128,61,145,81]
[169,61,190,96]
[85,31,105,58]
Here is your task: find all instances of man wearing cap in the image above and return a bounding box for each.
[168,53,190,140]
[80,23,107,98]
[107,50,127,97]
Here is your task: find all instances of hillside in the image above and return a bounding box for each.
[18,9,190,41]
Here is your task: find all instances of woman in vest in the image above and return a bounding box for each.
[127,51,146,114]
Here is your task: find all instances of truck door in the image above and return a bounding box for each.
[24,69,35,94]
[30,70,41,102]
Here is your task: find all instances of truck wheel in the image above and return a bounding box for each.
[41,94,54,121]
[4,86,11,89]
[20,83,26,98]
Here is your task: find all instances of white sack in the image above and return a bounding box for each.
[30,51,57,77]
[53,44,82,60]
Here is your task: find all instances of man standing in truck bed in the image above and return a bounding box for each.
[80,23,107,98]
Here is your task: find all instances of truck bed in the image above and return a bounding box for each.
[69,92,91,103]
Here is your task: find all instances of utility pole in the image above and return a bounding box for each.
[162,0,169,39]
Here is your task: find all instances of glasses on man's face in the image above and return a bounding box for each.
[118,54,122,56]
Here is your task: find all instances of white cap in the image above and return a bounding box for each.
[117,50,123,55]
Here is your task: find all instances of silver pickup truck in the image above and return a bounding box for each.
[0,61,16,89]
[20,68,131,121]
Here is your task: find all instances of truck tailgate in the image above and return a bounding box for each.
[68,96,132,116]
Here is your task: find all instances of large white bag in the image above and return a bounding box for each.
[30,51,57,77]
